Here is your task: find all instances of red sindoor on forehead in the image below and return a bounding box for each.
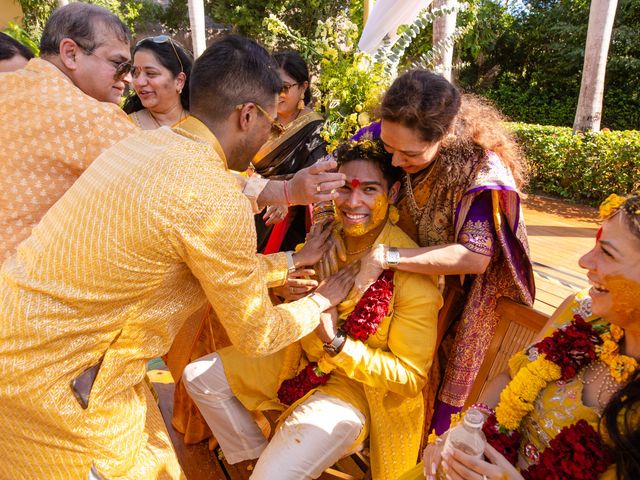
[350,178,360,188]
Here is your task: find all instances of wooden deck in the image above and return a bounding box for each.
[150,193,600,479]
[521,194,597,315]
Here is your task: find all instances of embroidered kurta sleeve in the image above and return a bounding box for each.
[458,189,496,257]
[325,270,441,397]
[172,155,319,357]
[257,252,288,288]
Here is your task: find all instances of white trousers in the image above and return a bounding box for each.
[183,352,365,480]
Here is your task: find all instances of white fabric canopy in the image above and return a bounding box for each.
[358,0,433,54]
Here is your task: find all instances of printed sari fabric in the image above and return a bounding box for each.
[253,110,327,253]
[395,137,535,434]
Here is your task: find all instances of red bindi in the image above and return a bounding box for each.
[350,178,360,188]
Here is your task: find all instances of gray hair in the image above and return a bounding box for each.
[39,3,131,57]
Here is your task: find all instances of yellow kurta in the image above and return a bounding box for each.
[220,221,443,479]
[0,116,325,479]
[0,58,138,261]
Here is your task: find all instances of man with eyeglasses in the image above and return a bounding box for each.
[0,33,352,479]
[0,3,138,261]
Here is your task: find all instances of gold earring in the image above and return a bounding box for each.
[297,96,305,110]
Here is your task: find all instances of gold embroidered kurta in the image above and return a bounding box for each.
[0,58,138,261]
[0,116,324,479]
[220,221,443,479]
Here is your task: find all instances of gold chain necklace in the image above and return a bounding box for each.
[148,108,187,128]
[346,242,376,256]
[404,173,426,226]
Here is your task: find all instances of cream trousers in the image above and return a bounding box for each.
[183,352,365,480]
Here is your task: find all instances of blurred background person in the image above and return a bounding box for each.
[253,51,327,254]
[0,32,34,72]
[123,35,193,128]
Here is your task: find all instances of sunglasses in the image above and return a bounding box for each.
[74,39,132,81]
[236,103,285,136]
[279,82,299,95]
[136,35,184,73]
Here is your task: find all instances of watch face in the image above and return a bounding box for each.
[323,344,337,355]
[387,249,400,265]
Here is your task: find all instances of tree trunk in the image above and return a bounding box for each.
[432,0,457,82]
[363,0,374,27]
[573,0,618,132]
[188,0,206,58]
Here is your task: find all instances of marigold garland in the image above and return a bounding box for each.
[485,314,637,477]
[276,270,394,405]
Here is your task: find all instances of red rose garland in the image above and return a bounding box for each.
[522,420,614,480]
[483,315,617,478]
[277,270,395,405]
[482,412,521,466]
[536,315,602,380]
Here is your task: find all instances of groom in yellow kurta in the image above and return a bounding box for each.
[184,140,443,479]
[0,36,352,480]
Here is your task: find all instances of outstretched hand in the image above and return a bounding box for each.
[353,244,386,294]
[293,220,334,268]
[263,204,288,225]
[315,223,346,280]
[315,261,359,308]
[441,443,524,480]
[288,160,346,205]
[272,269,318,302]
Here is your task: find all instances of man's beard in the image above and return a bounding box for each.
[229,136,262,171]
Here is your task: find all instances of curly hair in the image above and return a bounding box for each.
[379,69,528,189]
[454,94,528,188]
[334,139,404,188]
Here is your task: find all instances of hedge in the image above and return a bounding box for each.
[508,123,640,206]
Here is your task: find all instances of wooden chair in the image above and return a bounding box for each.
[464,297,550,409]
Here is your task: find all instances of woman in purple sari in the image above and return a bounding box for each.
[351,70,534,436]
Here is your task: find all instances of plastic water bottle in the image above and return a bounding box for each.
[436,408,486,479]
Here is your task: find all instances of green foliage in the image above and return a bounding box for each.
[205,1,360,41]
[457,0,640,130]
[510,122,640,204]
[263,13,389,150]
[16,0,164,42]
[3,21,39,56]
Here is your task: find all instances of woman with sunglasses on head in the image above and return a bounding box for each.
[123,35,193,129]
[252,51,327,254]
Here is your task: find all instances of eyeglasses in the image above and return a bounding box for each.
[136,35,184,73]
[236,103,286,136]
[279,82,299,95]
[74,40,132,81]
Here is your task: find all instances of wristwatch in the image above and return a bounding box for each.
[285,251,296,273]
[323,329,347,356]
[385,246,400,269]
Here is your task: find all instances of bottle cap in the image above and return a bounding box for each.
[464,408,485,428]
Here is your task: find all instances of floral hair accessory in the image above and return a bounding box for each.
[599,193,626,220]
